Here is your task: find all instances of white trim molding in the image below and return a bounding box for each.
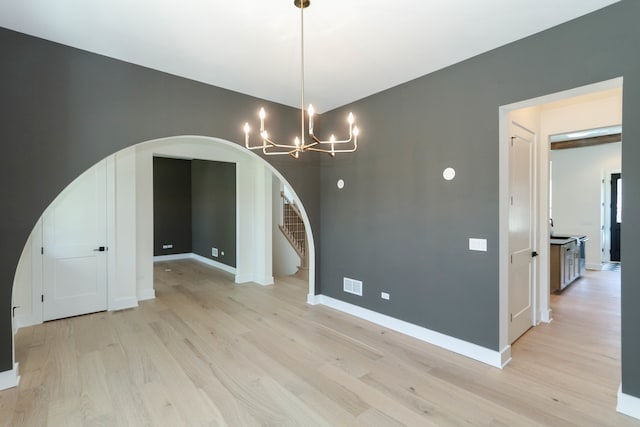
[586,263,604,271]
[13,314,42,332]
[190,253,237,276]
[253,276,275,286]
[137,289,156,301]
[0,363,20,391]
[540,309,553,324]
[154,253,238,276]
[153,253,192,262]
[110,297,138,311]
[618,386,640,420]
[312,295,507,369]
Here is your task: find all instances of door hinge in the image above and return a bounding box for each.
[12,306,19,317]
[510,196,514,205]
[41,247,44,255]
[510,255,513,264]
[510,313,513,322]
[41,294,44,303]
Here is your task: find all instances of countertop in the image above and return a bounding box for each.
[550,235,587,245]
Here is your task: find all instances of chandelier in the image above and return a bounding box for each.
[243,0,360,159]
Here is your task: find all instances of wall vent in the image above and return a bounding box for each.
[343,277,363,296]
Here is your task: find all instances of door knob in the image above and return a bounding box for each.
[93,246,107,252]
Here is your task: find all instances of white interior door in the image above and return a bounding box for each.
[509,122,536,344]
[42,160,108,321]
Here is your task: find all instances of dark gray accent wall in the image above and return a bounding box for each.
[320,0,640,396]
[2,0,640,402]
[0,26,320,372]
[153,157,193,255]
[191,160,236,267]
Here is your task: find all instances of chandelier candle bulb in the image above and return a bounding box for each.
[259,107,266,131]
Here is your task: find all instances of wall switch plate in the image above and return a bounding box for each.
[212,247,218,257]
[469,238,487,252]
[162,244,173,249]
[381,292,390,300]
[221,251,224,256]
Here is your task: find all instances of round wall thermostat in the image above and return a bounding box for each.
[443,167,456,181]
[337,179,345,189]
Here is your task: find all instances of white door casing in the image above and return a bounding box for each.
[509,122,536,344]
[42,160,108,321]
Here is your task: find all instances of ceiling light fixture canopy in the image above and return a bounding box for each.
[243,0,360,159]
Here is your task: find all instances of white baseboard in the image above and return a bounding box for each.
[110,297,138,311]
[540,309,553,323]
[500,346,512,368]
[0,363,20,391]
[587,263,604,271]
[153,253,192,262]
[138,289,156,301]
[235,274,254,284]
[312,295,505,369]
[155,253,237,276]
[254,276,274,286]
[618,386,640,420]
[190,253,237,275]
[13,314,42,331]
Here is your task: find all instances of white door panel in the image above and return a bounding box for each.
[509,123,536,344]
[43,160,108,321]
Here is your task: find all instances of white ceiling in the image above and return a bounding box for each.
[0,0,621,112]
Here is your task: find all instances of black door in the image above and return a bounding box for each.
[610,173,621,262]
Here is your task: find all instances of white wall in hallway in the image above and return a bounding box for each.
[551,142,621,267]
[540,87,623,269]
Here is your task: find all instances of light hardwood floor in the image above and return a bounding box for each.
[1,260,637,426]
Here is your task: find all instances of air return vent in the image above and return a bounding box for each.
[343,277,363,296]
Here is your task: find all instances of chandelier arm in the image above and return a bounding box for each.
[245,140,267,150]
[307,145,357,154]
[310,133,355,145]
[299,140,319,150]
[262,138,302,150]
[262,148,299,156]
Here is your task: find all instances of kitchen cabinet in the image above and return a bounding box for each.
[550,236,586,293]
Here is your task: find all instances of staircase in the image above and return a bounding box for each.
[278,192,308,276]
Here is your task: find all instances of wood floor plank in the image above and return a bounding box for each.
[1,261,637,426]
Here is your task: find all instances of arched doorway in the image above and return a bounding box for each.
[11,134,316,333]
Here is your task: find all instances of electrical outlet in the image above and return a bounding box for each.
[381,292,390,300]
[212,247,218,257]
[162,244,173,249]
[221,251,225,256]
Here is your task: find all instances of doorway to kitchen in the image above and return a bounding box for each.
[499,77,623,363]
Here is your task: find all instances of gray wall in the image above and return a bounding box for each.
[153,157,193,255]
[319,0,640,396]
[1,0,640,401]
[191,160,236,267]
[0,26,320,373]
